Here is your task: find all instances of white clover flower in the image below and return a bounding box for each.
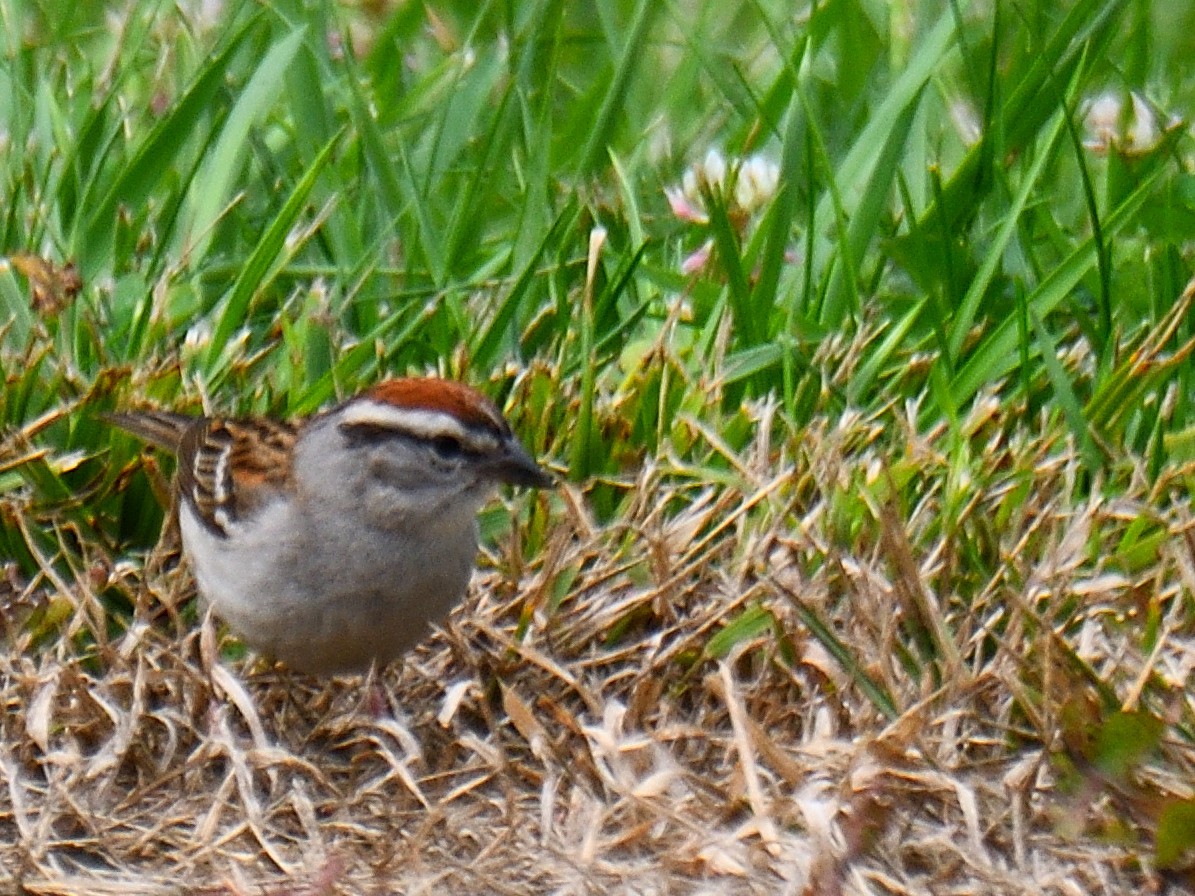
[666,148,780,224]
[701,147,727,191]
[184,320,212,351]
[665,185,707,224]
[735,154,780,211]
[665,149,784,275]
[1082,89,1172,154]
[180,0,223,31]
[734,162,758,210]
[1083,90,1124,152]
[680,239,713,274]
[1128,91,1159,152]
[948,98,982,147]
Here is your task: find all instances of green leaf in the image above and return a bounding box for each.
[79,15,260,275]
[948,167,1163,406]
[1029,310,1102,472]
[1092,710,1164,779]
[705,187,755,347]
[946,108,1066,361]
[471,197,579,370]
[184,26,308,261]
[705,605,776,658]
[1157,800,1195,869]
[849,299,925,404]
[202,129,342,373]
[776,579,899,721]
[577,0,658,176]
[807,1,969,307]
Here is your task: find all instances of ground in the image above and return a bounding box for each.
[3,406,1188,895]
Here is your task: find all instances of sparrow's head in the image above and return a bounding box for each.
[298,378,553,528]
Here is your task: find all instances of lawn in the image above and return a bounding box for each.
[2,0,1194,892]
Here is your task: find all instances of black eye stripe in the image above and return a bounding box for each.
[338,422,398,447]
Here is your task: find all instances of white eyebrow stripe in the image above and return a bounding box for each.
[340,401,500,449]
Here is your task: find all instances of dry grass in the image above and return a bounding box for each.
[2,405,1193,895]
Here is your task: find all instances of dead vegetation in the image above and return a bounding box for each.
[2,405,1194,895]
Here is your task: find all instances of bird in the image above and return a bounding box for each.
[106,378,554,674]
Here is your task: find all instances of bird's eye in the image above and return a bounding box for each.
[430,434,464,460]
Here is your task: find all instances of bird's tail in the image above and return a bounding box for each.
[102,410,194,454]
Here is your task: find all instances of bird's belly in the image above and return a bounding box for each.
[179,505,476,673]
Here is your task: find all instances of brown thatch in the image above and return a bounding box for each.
[2,407,1191,895]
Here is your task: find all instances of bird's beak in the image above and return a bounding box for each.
[484,440,556,489]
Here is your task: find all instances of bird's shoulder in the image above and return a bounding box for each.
[177,416,297,536]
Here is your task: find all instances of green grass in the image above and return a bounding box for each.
[3,2,1192,467]
[3,0,1195,886]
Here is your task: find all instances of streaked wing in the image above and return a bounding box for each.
[177,417,296,536]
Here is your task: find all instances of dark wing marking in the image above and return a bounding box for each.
[177,418,296,537]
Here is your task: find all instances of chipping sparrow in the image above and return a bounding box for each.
[107,378,553,674]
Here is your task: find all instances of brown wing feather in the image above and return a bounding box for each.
[178,417,296,536]
[109,410,296,538]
